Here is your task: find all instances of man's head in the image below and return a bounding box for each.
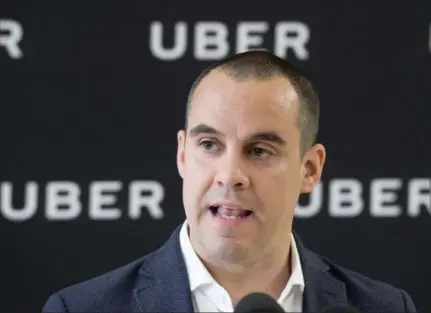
[176,50,326,268]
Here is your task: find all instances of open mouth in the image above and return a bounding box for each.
[209,205,253,219]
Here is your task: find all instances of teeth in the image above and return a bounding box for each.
[219,213,242,219]
[210,205,251,219]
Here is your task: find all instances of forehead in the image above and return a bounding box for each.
[188,70,300,136]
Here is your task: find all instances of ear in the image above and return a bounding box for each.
[299,143,326,194]
[177,130,186,179]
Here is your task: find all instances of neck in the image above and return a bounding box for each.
[194,238,292,305]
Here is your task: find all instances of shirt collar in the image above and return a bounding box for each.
[279,226,305,301]
[179,220,216,291]
[179,220,305,295]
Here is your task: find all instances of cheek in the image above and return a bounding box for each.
[185,145,209,167]
[184,149,211,182]
[256,163,301,209]
[183,152,213,205]
[182,176,202,221]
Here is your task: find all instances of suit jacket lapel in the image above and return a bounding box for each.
[294,233,349,312]
[133,225,194,312]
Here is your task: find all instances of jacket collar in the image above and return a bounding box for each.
[133,224,194,312]
[293,233,349,311]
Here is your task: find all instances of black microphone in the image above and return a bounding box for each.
[324,305,361,313]
[234,292,284,313]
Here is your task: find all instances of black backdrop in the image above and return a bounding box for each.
[1,1,430,312]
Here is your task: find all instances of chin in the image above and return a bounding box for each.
[206,239,255,264]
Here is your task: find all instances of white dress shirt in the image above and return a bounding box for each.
[179,221,305,312]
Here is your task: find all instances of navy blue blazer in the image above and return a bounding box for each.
[42,225,417,312]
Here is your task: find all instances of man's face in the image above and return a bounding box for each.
[177,70,325,266]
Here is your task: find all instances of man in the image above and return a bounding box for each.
[42,51,417,312]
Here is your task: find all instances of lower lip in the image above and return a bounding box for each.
[208,210,254,227]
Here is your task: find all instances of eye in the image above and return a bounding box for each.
[249,147,272,158]
[199,140,218,151]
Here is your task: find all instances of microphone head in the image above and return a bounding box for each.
[324,305,361,313]
[234,292,284,313]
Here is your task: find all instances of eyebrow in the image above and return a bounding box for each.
[188,123,286,146]
[189,123,221,137]
[248,132,286,146]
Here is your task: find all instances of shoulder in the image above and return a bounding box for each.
[42,251,156,313]
[318,253,417,312]
[42,225,185,313]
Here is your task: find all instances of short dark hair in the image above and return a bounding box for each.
[185,50,320,156]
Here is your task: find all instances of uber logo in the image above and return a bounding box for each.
[295,178,430,218]
[0,19,23,59]
[0,180,166,222]
[149,21,310,61]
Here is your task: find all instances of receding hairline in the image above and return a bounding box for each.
[186,67,303,120]
[196,67,296,96]
[187,51,306,104]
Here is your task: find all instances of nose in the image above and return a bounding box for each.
[215,154,250,190]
